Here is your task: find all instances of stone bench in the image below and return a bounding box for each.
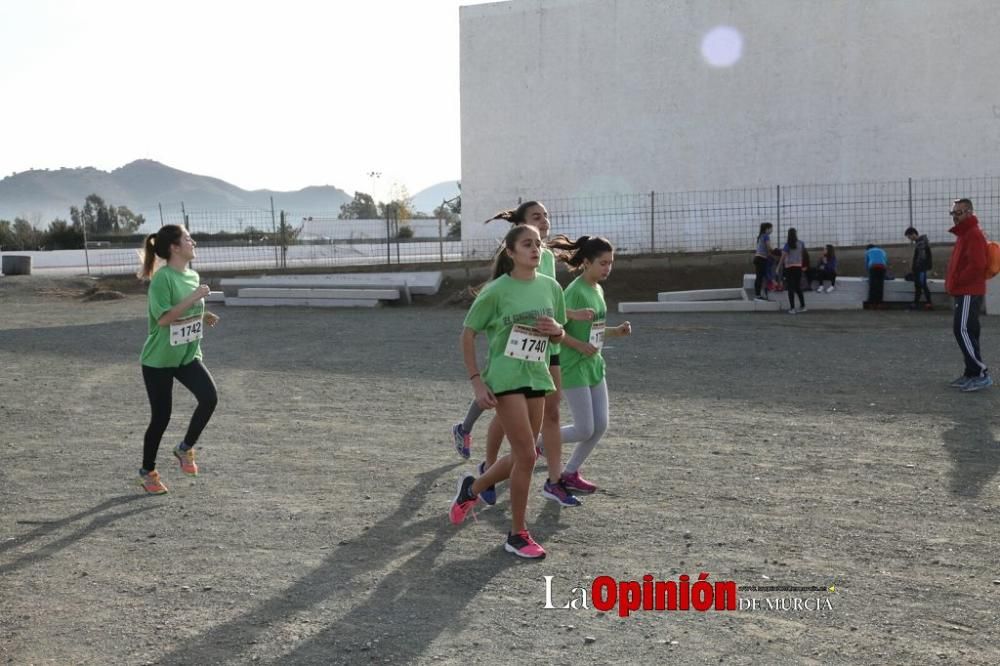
[223,287,401,309]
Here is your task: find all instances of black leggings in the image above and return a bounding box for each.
[784,267,805,308]
[142,360,218,471]
[753,256,768,296]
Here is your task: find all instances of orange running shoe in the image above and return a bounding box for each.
[173,445,198,476]
[138,469,168,494]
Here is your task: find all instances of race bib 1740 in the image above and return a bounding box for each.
[170,316,203,347]
[505,324,548,362]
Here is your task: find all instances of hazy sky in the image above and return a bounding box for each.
[0,0,497,197]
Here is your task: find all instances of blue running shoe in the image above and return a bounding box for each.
[949,375,972,389]
[477,460,497,506]
[452,423,471,459]
[962,375,993,392]
[542,479,582,507]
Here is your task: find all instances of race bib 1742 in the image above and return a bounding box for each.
[170,316,203,347]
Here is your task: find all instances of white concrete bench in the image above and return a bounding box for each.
[741,273,949,310]
[235,288,400,300]
[222,286,400,309]
[620,299,779,313]
[657,288,746,302]
[225,297,382,308]
[220,271,442,295]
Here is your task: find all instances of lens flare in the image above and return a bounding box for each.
[701,26,743,67]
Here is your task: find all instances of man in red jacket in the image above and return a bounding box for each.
[945,198,991,391]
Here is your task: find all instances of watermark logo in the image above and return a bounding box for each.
[543,575,836,615]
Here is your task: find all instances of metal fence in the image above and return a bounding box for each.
[469,176,1000,257]
[10,175,1000,275]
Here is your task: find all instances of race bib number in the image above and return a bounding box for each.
[170,317,203,347]
[505,324,548,362]
[589,320,606,350]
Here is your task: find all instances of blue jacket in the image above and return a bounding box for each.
[865,247,888,271]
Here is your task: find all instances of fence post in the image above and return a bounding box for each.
[181,202,188,230]
[82,216,91,275]
[908,177,914,228]
[279,210,288,269]
[650,191,655,253]
[776,185,781,241]
[439,216,444,264]
[270,196,279,269]
[385,217,392,265]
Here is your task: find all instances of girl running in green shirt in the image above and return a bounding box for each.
[136,225,220,494]
[451,201,591,507]
[541,235,631,493]
[449,224,567,559]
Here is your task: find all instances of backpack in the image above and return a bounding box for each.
[986,241,1000,279]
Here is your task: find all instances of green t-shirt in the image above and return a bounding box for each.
[560,276,608,389]
[140,266,205,368]
[538,247,560,354]
[463,273,566,394]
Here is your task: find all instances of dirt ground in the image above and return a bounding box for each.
[1,265,999,666]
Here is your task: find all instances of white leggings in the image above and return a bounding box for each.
[559,380,609,474]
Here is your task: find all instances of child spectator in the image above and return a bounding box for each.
[812,244,838,292]
[865,243,889,308]
[905,227,933,310]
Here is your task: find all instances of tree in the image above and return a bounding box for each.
[0,220,14,250]
[69,194,145,234]
[338,191,379,219]
[12,218,38,250]
[113,205,145,233]
[378,184,414,222]
[435,182,462,239]
[45,218,84,250]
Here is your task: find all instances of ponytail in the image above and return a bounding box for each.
[136,224,184,280]
[484,200,542,226]
[548,234,614,271]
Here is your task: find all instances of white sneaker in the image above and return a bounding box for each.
[787,308,798,314]
[799,307,808,313]
[827,286,835,293]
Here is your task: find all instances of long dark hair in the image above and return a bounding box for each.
[137,224,184,280]
[757,223,772,240]
[825,244,836,260]
[491,225,539,280]
[548,235,614,271]
[786,228,798,250]
[485,200,543,225]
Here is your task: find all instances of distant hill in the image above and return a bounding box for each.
[411,181,460,215]
[0,160,355,223]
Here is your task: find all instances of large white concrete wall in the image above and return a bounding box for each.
[459,0,1000,247]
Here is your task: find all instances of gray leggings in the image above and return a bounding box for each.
[541,380,608,474]
[461,400,484,434]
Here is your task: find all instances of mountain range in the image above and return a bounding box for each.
[0,160,459,223]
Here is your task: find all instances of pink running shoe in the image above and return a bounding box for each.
[449,474,479,525]
[505,530,546,559]
[173,445,198,476]
[561,470,597,494]
[138,469,168,495]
